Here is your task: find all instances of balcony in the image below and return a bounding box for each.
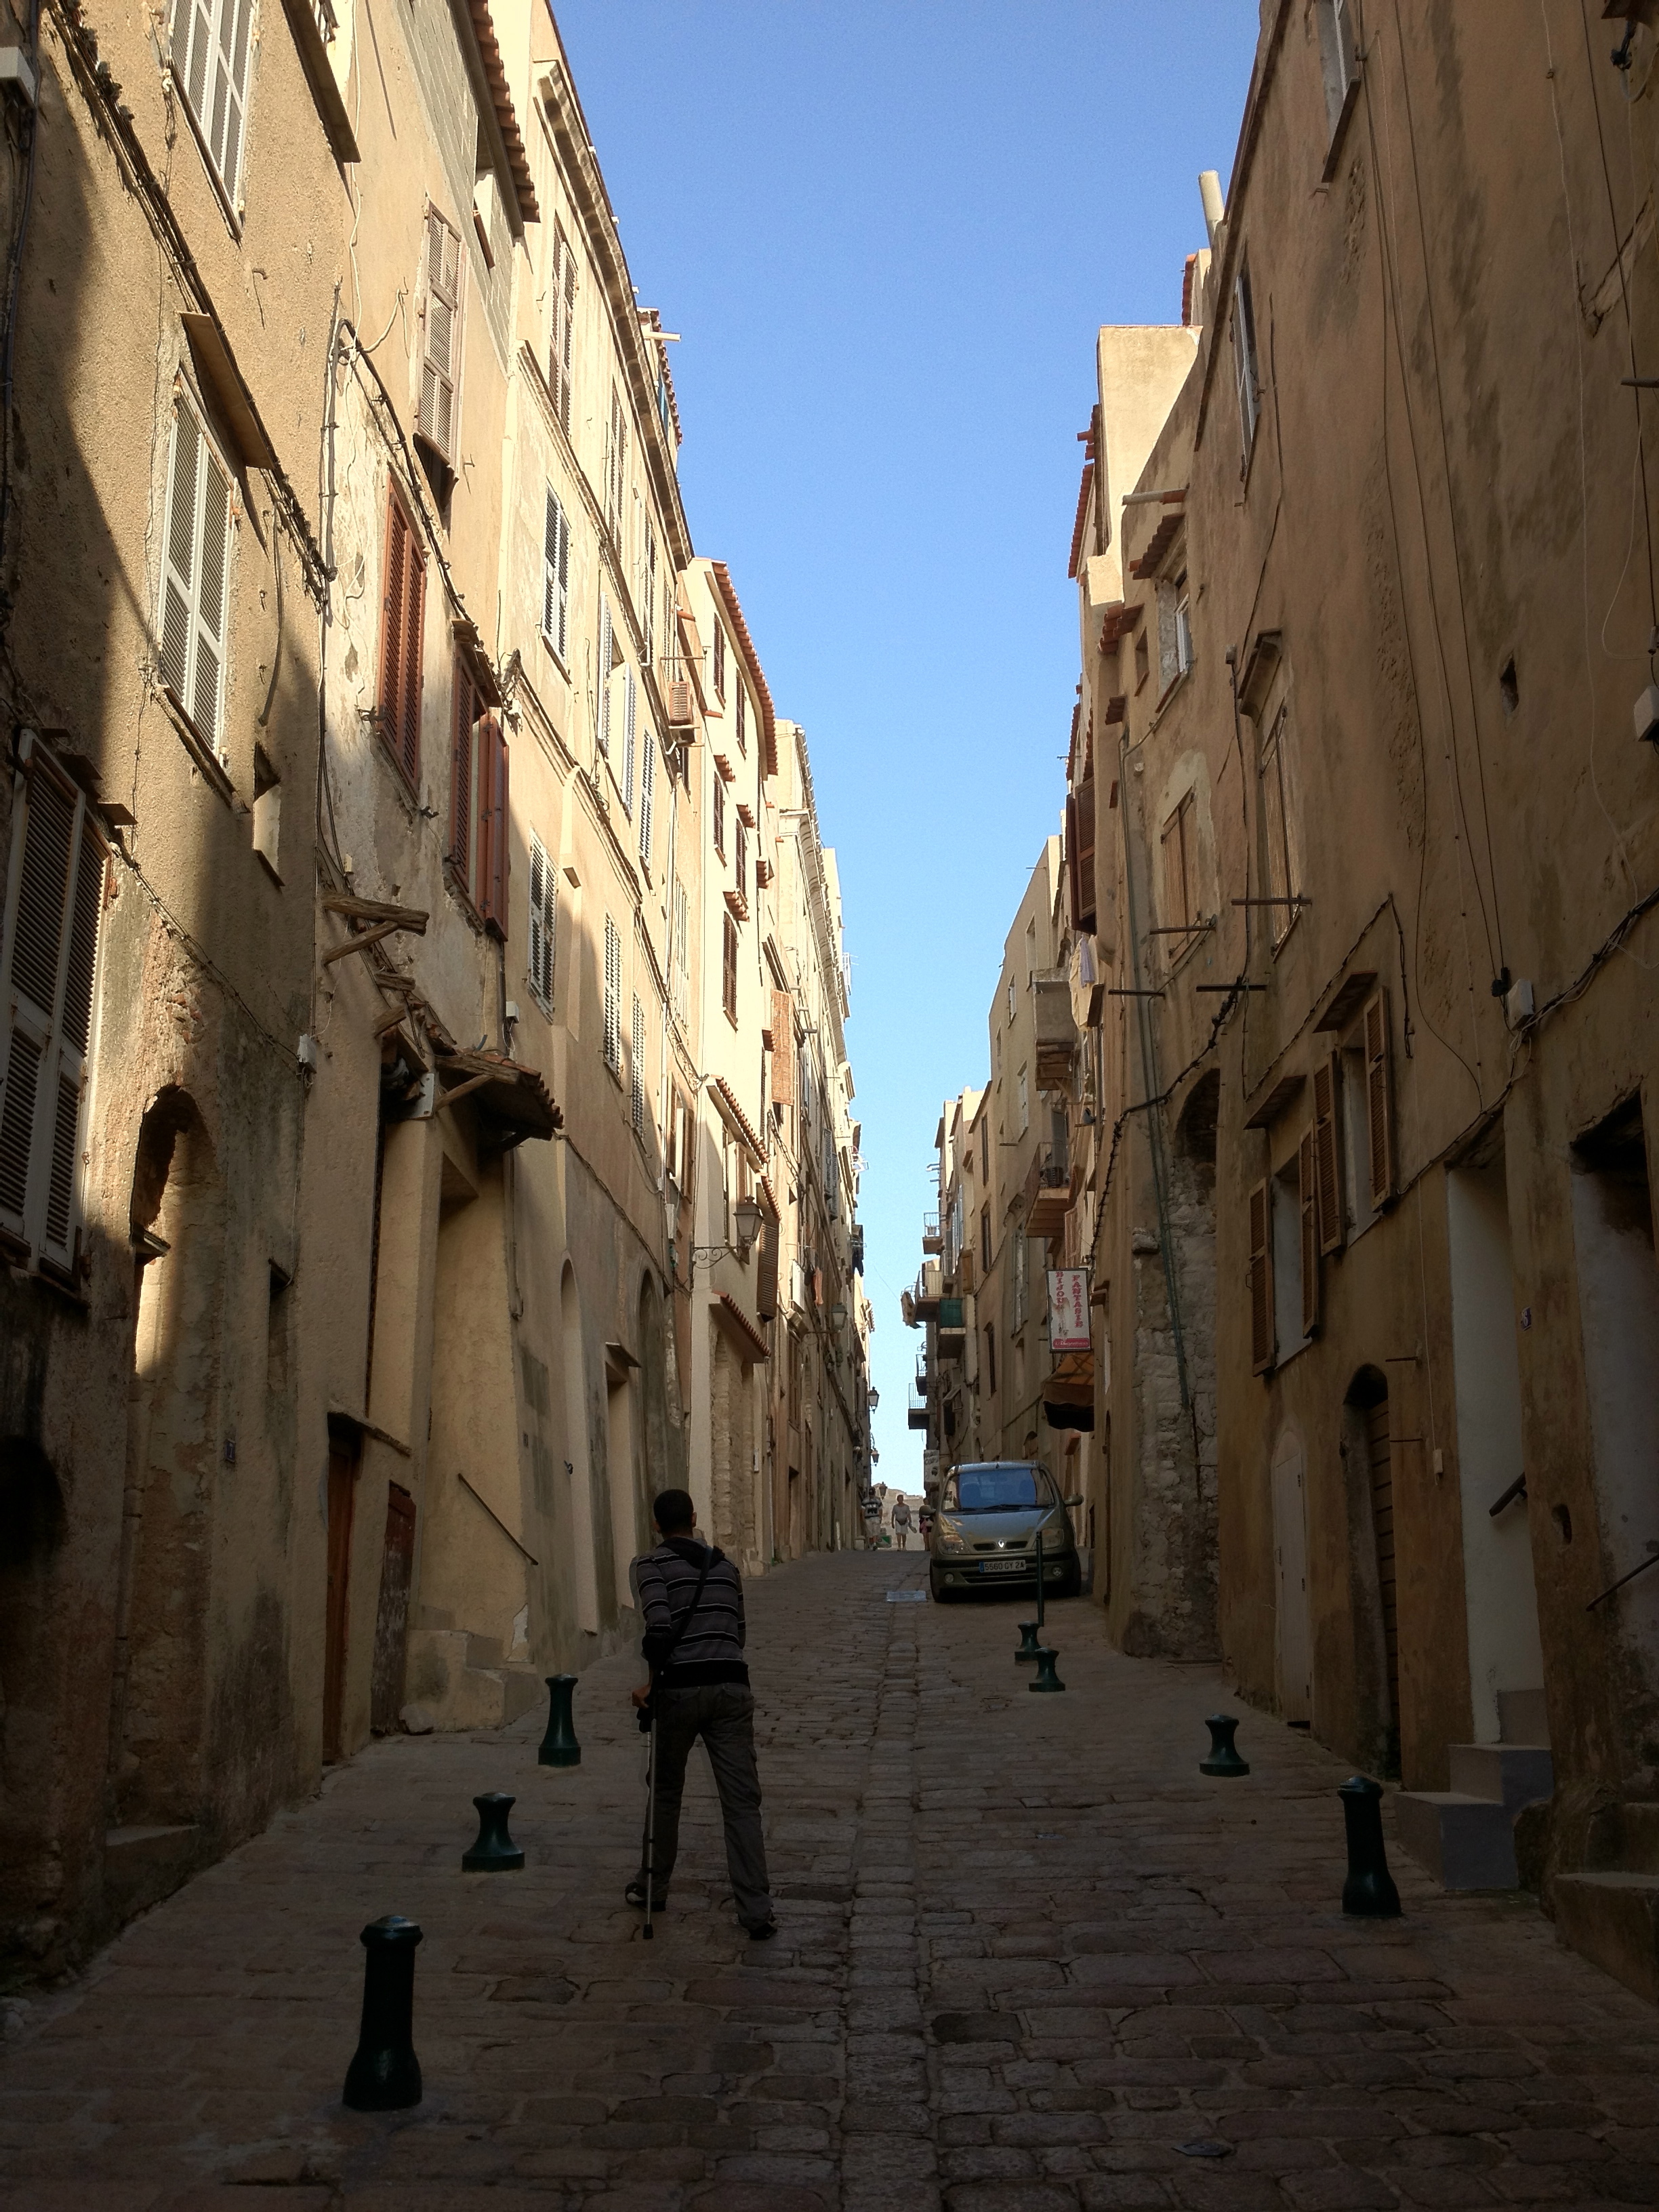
[937,1294,966,1359]
[907,1388,928,1430]
[921,1210,942,1255]
[1033,970,1079,1088]
[912,1261,942,1322]
[1021,1142,1072,1238]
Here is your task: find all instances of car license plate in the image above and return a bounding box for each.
[983,1557,1027,1573]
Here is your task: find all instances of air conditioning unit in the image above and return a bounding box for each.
[666,678,694,729]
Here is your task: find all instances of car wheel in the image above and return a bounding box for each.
[1059,1561,1082,1599]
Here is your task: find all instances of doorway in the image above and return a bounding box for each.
[369,1481,416,1736]
[1271,1425,1312,1724]
[323,1422,360,1761]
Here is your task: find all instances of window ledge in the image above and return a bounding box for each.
[255,848,284,889]
[539,631,570,682]
[156,682,237,809]
[1321,72,1361,186]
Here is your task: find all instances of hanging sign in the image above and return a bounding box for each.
[1047,1269,1091,1353]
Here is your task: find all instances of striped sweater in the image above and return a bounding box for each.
[633,1535,750,1686]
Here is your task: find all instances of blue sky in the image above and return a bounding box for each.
[552,2,1261,1496]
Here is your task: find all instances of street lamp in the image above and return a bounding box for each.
[830,1300,848,1332]
[691,1193,765,1275]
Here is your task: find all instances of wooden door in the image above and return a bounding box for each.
[323,1434,359,1761]
[370,1483,417,1736]
[1367,1399,1401,1767]
[1271,1431,1313,1725]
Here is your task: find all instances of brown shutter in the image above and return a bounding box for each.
[474,712,508,939]
[722,914,737,1021]
[1075,776,1097,933]
[1363,987,1393,1208]
[1249,1177,1274,1374]
[1066,792,1082,929]
[770,989,795,1103]
[1298,1129,1319,1338]
[380,492,424,783]
[1313,1050,1343,1255]
[450,659,476,888]
[756,1218,779,1319]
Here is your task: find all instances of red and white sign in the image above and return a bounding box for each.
[1047,1269,1090,1353]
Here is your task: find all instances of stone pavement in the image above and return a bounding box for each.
[4,1548,1659,2211]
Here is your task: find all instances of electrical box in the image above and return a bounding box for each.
[1635,684,1659,746]
[0,48,39,106]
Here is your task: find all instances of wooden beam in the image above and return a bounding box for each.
[322,894,430,933]
[435,1071,495,1110]
[321,918,406,964]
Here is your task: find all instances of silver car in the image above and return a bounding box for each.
[928,1460,1082,1603]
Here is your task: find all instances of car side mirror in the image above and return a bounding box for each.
[1063,1496,1083,1509]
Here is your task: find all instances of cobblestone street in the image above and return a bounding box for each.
[4,1549,1658,2211]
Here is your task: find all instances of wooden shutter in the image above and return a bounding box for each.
[638,729,655,867]
[379,491,424,783]
[722,912,737,1022]
[543,489,569,659]
[1248,1177,1274,1374]
[756,1216,779,1320]
[550,228,575,432]
[419,209,462,464]
[770,989,795,1103]
[1298,1130,1319,1339]
[736,682,747,754]
[598,598,612,757]
[0,744,104,1270]
[474,712,508,939]
[450,657,477,890]
[1075,776,1097,933]
[1313,1050,1343,1254]
[1363,987,1393,1208]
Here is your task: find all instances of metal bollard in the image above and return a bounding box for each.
[1015,1620,1042,1664]
[1200,1714,1250,1777]
[537,1673,581,1767]
[1338,1776,1402,1917]
[462,1792,525,1871]
[342,1916,423,2111]
[1028,1646,1066,1693]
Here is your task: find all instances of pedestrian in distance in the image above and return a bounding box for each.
[892,1495,912,1550]
[627,1488,777,1941]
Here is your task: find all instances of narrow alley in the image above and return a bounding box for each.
[3,1549,1656,2212]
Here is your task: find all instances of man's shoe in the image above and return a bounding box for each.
[625,1881,668,1911]
[745,1918,778,1942]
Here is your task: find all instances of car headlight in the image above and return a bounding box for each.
[935,1517,966,1555]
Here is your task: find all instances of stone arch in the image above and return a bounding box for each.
[1174,1067,1219,1166]
[110,1086,224,1832]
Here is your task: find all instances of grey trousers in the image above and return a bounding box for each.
[642,1682,773,1928]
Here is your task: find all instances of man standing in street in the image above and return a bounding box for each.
[892,1494,912,1549]
[628,1488,776,1941]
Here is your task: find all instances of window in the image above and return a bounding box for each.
[981,1120,989,1183]
[1160,788,1199,951]
[598,596,614,759]
[1013,1233,1029,1328]
[603,914,621,1074]
[1134,628,1151,692]
[735,815,747,900]
[1025,916,1036,981]
[1259,705,1303,948]
[1316,0,1360,142]
[983,1324,997,1396]
[377,486,426,785]
[1006,976,1015,1025]
[159,394,232,750]
[528,833,556,1007]
[631,994,646,1134]
[638,726,655,870]
[713,619,726,701]
[722,911,738,1025]
[549,225,576,431]
[1174,573,1193,676]
[980,1205,991,1273]
[736,682,747,756]
[713,772,726,861]
[1233,258,1261,462]
[642,518,657,665]
[449,659,508,937]
[542,487,569,661]
[1067,775,1097,935]
[0,739,105,1276]
[252,746,281,877]
[672,880,689,1021]
[1017,1064,1029,1135]
[605,384,628,545]
[169,0,253,209]
[417,208,463,468]
[621,667,636,813]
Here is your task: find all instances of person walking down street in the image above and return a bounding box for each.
[892,1496,912,1550]
[628,1488,776,1940]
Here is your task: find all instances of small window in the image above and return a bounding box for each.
[1134,628,1151,693]
[169,0,253,209]
[631,994,647,1134]
[638,726,655,871]
[603,914,621,1074]
[980,1205,991,1273]
[598,596,615,759]
[713,773,726,862]
[981,1120,989,1182]
[1014,1233,1029,1328]
[376,486,426,785]
[159,394,233,751]
[621,666,636,813]
[528,833,556,1008]
[736,682,747,756]
[1006,975,1015,1025]
[1259,705,1303,949]
[713,619,726,701]
[1160,788,1199,955]
[983,1324,997,1395]
[1233,258,1262,463]
[417,207,463,469]
[1174,573,1193,676]
[1017,1065,1029,1135]
[252,745,281,879]
[642,518,657,666]
[722,911,739,1026]
[1315,0,1360,144]
[604,384,628,545]
[1025,916,1036,981]
[549,226,577,432]
[735,815,747,900]
[673,880,689,1021]
[542,487,569,661]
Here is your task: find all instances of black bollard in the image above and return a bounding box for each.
[462,1792,525,1871]
[1339,1776,1401,1917]
[342,1916,423,2111]
[1200,1714,1250,1776]
[1015,1620,1042,1664]
[1028,1646,1066,1693]
[537,1673,581,1767]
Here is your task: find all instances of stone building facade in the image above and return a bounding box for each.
[0,0,863,1982]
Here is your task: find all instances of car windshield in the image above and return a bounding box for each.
[945,1464,1055,1513]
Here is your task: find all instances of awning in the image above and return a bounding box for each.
[436,1049,561,1143]
[712,1290,769,1363]
[709,1075,765,1166]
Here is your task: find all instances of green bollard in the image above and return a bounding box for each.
[1015,1620,1042,1664]
[342,1917,423,2110]
[1339,1776,1402,1917]
[537,1674,581,1767]
[1200,1714,1250,1776]
[1028,1647,1065,1693]
[462,1792,525,1870]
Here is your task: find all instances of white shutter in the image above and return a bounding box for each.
[598,597,612,757]
[0,742,104,1272]
[637,727,655,869]
[419,209,462,463]
[622,667,636,813]
[160,397,231,747]
[543,488,569,661]
[159,399,199,702]
[631,994,645,1132]
[550,228,576,431]
[170,0,251,205]
[528,834,554,1006]
[603,914,621,1071]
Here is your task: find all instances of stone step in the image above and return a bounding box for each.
[406,1629,546,1729]
[102,1824,199,1921]
[1554,1872,1659,2005]
[1448,1742,1555,1815]
[1395,1790,1519,1890]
